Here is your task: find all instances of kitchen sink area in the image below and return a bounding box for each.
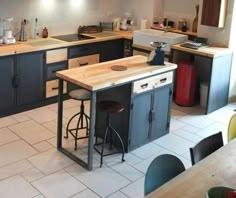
[133,29,188,52]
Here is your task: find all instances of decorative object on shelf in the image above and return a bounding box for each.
[192,4,199,33]
[147,41,166,65]
[42,27,48,38]
[181,21,187,32]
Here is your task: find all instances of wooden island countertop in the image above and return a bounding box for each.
[56,55,177,91]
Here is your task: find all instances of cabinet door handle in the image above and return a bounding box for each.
[52,87,59,90]
[149,109,155,123]
[79,62,89,66]
[160,78,167,83]
[141,83,148,89]
[12,74,20,88]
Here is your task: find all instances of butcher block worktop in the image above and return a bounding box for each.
[56,55,177,91]
[0,31,133,56]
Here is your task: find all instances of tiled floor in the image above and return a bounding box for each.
[0,99,235,198]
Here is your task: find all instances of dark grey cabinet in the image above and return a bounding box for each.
[0,56,15,111]
[129,72,173,151]
[16,52,44,105]
[0,52,44,116]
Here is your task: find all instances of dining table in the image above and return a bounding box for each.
[146,138,236,197]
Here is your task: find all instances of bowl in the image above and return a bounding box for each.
[206,186,236,198]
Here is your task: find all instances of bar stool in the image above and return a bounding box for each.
[94,100,125,167]
[64,89,90,150]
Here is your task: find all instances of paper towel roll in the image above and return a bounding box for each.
[140,19,148,29]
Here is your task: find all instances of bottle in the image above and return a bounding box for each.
[34,18,39,39]
[42,27,48,38]
[182,21,187,32]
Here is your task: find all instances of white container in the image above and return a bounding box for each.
[140,19,148,29]
[200,82,208,107]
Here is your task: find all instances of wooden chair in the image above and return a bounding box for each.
[228,113,236,142]
[190,132,223,165]
[144,154,185,196]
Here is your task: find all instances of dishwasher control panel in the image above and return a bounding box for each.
[133,71,173,94]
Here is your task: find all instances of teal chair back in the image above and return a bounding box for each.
[228,113,236,142]
[144,154,185,196]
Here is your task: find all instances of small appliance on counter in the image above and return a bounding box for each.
[120,12,134,30]
[147,42,166,65]
[2,17,16,44]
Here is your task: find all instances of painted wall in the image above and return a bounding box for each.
[0,0,125,38]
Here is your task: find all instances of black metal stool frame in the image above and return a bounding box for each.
[94,112,125,167]
[64,99,90,150]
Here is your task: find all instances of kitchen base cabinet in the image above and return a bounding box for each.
[16,52,44,105]
[129,84,173,151]
[0,52,44,117]
[0,56,15,111]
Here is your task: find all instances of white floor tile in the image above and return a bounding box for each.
[0,175,40,198]
[181,124,200,134]
[107,191,128,198]
[0,140,38,167]
[32,170,86,198]
[169,118,187,132]
[0,127,20,146]
[21,167,45,182]
[9,120,55,145]
[26,108,58,124]
[0,160,33,180]
[66,164,130,197]
[33,141,54,152]
[131,142,164,160]
[172,128,203,143]
[120,177,144,198]
[0,116,18,129]
[71,189,100,198]
[11,112,31,123]
[109,162,144,182]
[28,149,74,175]
[153,134,195,155]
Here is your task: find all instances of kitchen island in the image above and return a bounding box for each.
[56,55,177,170]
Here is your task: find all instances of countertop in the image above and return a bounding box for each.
[0,30,133,57]
[56,55,177,91]
[171,44,233,58]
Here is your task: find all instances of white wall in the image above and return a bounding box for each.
[0,0,124,38]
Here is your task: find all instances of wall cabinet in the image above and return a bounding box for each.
[201,0,227,28]
[0,52,44,115]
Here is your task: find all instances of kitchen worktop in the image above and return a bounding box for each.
[0,31,133,56]
[56,55,177,91]
[171,44,232,58]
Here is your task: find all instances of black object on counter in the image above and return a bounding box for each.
[181,22,187,32]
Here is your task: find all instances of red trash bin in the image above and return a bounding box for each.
[175,61,197,106]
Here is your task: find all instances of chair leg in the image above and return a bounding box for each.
[65,112,81,138]
[74,114,82,150]
[110,126,125,162]
[100,126,110,167]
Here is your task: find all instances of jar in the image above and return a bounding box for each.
[42,27,48,38]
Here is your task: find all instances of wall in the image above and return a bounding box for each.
[0,0,124,38]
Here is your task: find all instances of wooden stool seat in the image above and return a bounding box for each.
[69,89,91,101]
[96,101,124,113]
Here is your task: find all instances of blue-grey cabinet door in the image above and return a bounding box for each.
[129,91,152,150]
[151,85,173,140]
[0,56,15,111]
[16,52,44,106]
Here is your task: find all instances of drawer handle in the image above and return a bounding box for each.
[141,83,148,89]
[160,78,167,83]
[52,87,59,90]
[52,69,64,74]
[79,62,89,66]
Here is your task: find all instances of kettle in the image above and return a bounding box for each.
[113,18,121,31]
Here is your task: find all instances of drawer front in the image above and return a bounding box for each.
[46,80,67,98]
[153,71,173,88]
[133,71,173,94]
[46,48,68,64]
[46,62,67,81]
[69,44,100,59]
[68,54,99,69]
